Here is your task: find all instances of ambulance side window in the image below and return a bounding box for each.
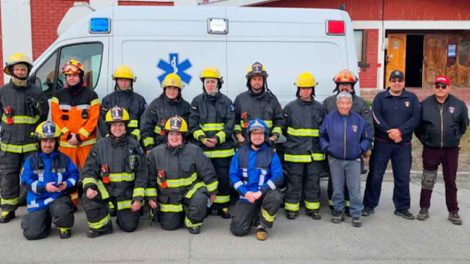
[57,42,103,91]
[33,51,58,98]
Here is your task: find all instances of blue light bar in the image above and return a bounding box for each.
[90,18,110,34]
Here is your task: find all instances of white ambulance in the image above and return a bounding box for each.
[30,6,359,105]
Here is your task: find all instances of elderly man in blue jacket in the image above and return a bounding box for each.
[229,119,284,241]
[320,92,372,227]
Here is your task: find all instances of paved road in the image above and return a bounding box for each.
[1,180,469,264]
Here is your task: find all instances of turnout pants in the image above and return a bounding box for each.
[60,144,93,169]
[0,151,33,211]
[230,189,282,236]
[363,140,412,211]
[211,157,232,210]
[158,187,209,230]
[82,196,140,233]
[420,146,459,213]
[284,162,322,213]
[21,195,74,240]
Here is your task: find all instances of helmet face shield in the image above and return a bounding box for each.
[62,59,84,75]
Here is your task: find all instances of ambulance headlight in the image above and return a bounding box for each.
[90,18,111,34]
[207,18,228,35]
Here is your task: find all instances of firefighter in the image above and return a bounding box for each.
[189,67,235,218]
[141,73,190,154]
[323,69,373,216]
[147,115,218,234]
[81,106,148,238]
[99,65,147,141]
[51,59,100,169]
[0,53,49,223]
[415,76,468,225]
[21,121,79,240]
[363,70,420,220]
[229,119,284,241]
[282,72,325,220]
[233,62,284,146]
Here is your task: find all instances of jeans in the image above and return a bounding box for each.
[328,156,363,218]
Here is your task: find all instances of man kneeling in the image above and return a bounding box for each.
[21,121,79,240]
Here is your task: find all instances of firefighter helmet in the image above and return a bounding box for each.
[245,62,268,79]
[164,115,188,133]
[295,72,317,88]
[333,69,358,84]
[4,53,33,75]
[35,121,61,140]
[112,65,136,81]
[200,67,222,80]
[247,118,269,136]
[62,59,84,75]
[105,106,130,123]
[161,73,183,89]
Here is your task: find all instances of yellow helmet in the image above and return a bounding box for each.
[246,62,268,79]
[105,106,130,123]
[200,67,222,80]
[295,72,318,88]
[4,53,33,75]
[161,73,183,89]
[112,65,136,81]
[164,115,188,133]
[35,121,61,140]
[62,59,84,75]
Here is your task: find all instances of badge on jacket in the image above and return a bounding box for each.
[352,125,358,133]
[449,106,455,114]
[404,101,410,107]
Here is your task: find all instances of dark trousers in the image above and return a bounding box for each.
[363,140,412,211]
[82,196,140,233]
[284,162,322,212]
[158,187,208,230]
[21,195,74,240]
[0,151,32,211]
[230,189,282,236]
[210,157,231,209]
[420,146,459,212]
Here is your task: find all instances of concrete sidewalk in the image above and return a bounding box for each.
[1,180,469,264]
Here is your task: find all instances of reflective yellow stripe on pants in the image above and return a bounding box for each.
[284,202,300,212]
[159,203,183,213]
[261,208,275,223]
[305,201,320,210]
[89,214,111,230]
[185,216,202,228]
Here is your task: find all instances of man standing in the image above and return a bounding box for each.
[229,119,284,241]
[283,72,325,220]
[233,62,284,146]
[0,53,49,223]
[362,70,420,220]
[189,67,235,218]
[320,92,372,227]
[415,76,468,225]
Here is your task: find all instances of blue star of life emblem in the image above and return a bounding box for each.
[157,53,192,85]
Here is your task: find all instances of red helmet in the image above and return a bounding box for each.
[333,69,358,84]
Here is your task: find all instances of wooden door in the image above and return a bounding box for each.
[423,34,448,87]
[385,34,406,88]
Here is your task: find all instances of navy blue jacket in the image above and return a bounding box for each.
[229,143,283,201]
[320,110,372,160]
[372,88,420,143]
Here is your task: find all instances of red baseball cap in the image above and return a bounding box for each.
[434,75,450,85]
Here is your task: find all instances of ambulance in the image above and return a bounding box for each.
[29,6,359,105]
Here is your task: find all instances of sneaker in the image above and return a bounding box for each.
[352,217,362,227]
[307,209,322,220]
[448,212,462,225]
[331,211,345,224]
[394,209,415,220]
[217,208,231,219]
[416,208,429,221]
[59,228,72,239]
[285,210,299,220]
[188,226,201,234]
[255,226,268,241]
[362,207,375,217]
[0,211,15,223]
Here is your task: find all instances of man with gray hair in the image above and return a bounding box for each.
[320,92,372,227]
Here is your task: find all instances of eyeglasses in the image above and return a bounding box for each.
[390,79,403,83]
[435,84,447,89]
